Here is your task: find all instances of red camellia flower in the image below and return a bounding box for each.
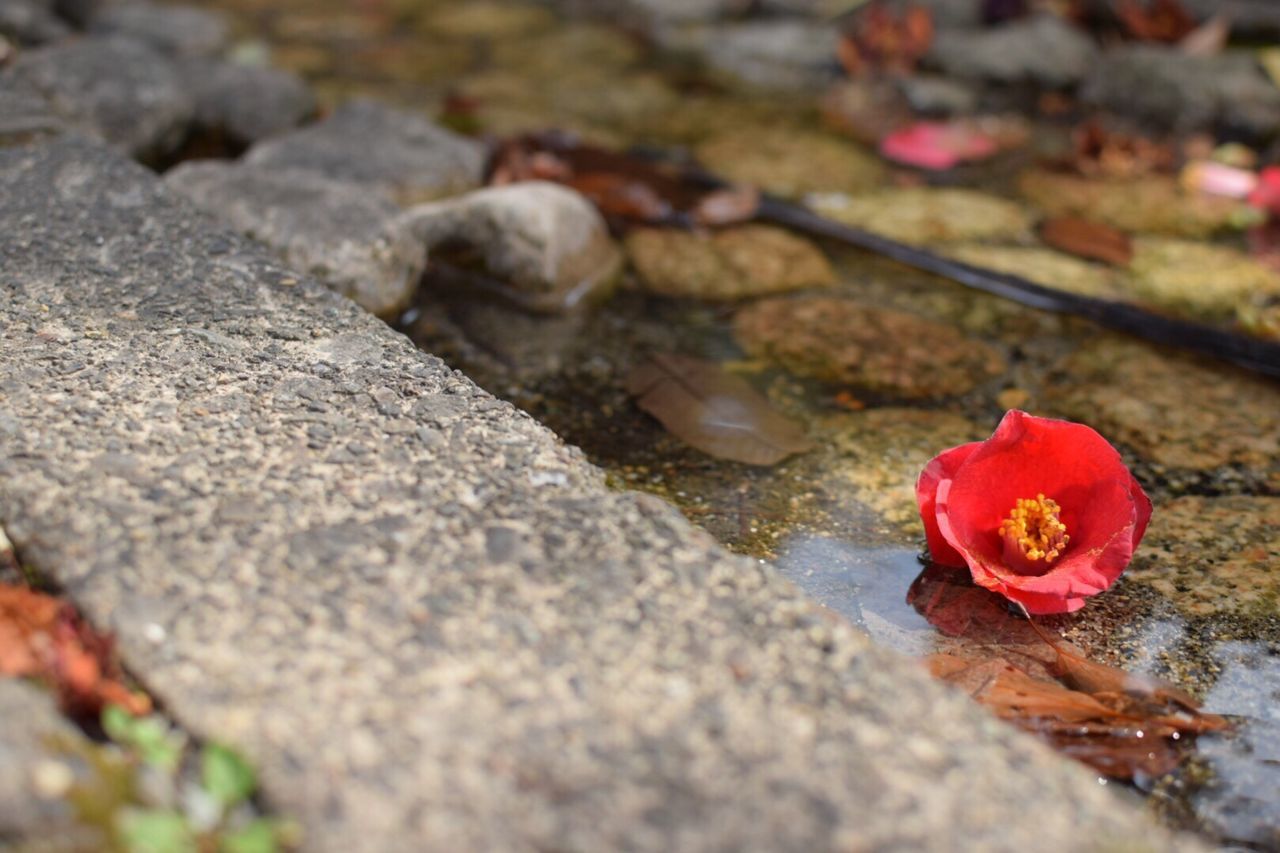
[915,410,1152,615]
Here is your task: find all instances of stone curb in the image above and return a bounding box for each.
[0,135,1196,851]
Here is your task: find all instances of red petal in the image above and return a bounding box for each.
[879,121,999,171]
[916,441,981,566]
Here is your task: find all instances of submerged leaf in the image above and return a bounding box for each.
[1039,216,1133,267]
[912,568,1229,780]
[626,353,813,466]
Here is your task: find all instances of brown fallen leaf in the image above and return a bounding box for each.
[0,582,151,720]
[626,352,813,466]
[489,133,717,231]
[1117,0,1198,43]
[1039,216,1134,267]
[837,3,934,78]
[912,568,1229,780]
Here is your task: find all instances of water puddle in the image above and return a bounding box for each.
[194,0,1280,844]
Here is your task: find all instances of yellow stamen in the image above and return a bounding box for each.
[999,493,1070,564]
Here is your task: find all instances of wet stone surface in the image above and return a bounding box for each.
[694,126,884,199]
[733,296,1007,399]
[165,160,425,317]
[1042,338,1280,491]
[810,188,1035,245]
[626,225,835,301]
[1128,496,1280,620]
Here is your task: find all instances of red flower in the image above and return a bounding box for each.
[915,410,1152,615]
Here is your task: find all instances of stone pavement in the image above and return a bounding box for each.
[0,134,1198,851]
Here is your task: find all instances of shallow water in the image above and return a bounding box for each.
[194,0,1280,845]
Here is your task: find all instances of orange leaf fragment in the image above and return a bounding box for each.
[0,582,151,719]
[1039,216,1133,267]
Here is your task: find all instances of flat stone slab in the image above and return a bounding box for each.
[0,136,1193,851]
[0,680,92,843]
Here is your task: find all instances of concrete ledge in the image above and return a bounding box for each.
[0,136,1189,851]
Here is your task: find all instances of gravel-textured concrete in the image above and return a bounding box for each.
[166,160,423,317]
[2,35,193,160]
[0,135,1195,852]
[244,98,487,204]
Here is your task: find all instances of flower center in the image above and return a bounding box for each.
[999,493,1069,568]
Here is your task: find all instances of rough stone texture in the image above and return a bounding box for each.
[626,225,834,301]
[733,296,1007,398]
[809,188,1034,245]
[1043,338,1280,488]
[0,0,71,45]
[1128,496,1280,619]
[0,680,91,843]
[0,83,64,144]
[808,409,987,533]
[1081,46,1280,140]
[165,160,424,318]
[927,15,1097,89]
[402,181,621,312]
[89,1,229,58]
[0,136,1195,853]
[673,20,840,92]
[694,126,883,199]
[1126,237,1280,319]
[244,98,487,204]
[180,58,317,148]
[1,35,193,160]
[1019,171,1249,238]
[942,244,1120,300]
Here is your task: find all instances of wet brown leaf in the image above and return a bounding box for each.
[0,582,151,720]
[837,3,933,78]
[912,568,1229,780]
[626,353,813,466]
[1117,0,1198,43]
[490,133,727,230]
[1040,216,1134,267]
[1071,121,1177,178]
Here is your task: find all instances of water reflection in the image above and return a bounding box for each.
[772,536,935,656]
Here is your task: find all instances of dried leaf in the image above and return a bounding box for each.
[837,3,934,78]
[489,133,718,230]
[1071,121,1176,178]
[0,582,150,720]
[914,569,1229,780]
[1039,216,1134,267]
[627,353,813,466]
[1117,0,1197,43]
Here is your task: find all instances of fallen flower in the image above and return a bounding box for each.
[879,121,999,171]
[916,410,1152,614]
[1247,165,1280,218]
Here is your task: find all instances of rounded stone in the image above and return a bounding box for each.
[626,225,835,301]
[733,296,1007,398]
